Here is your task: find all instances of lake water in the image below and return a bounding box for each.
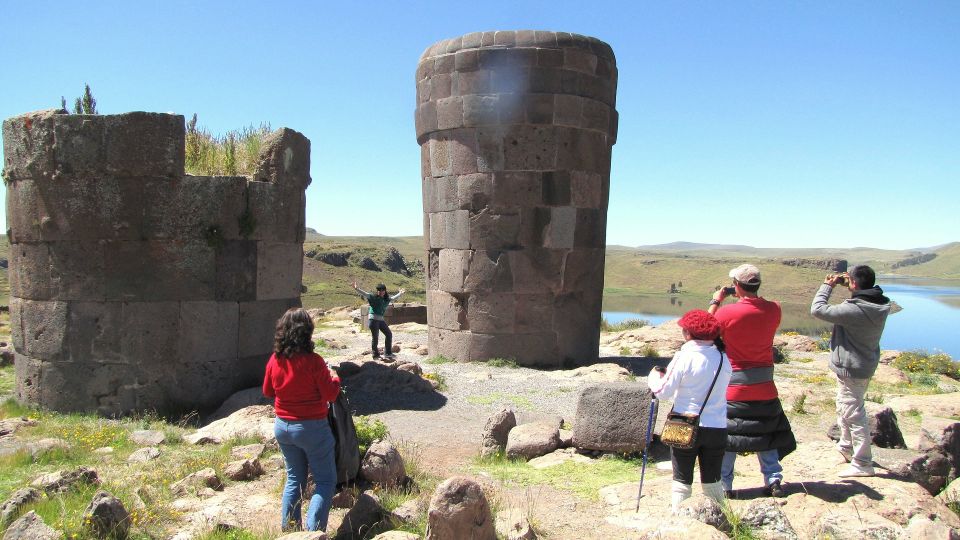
[603,279,960,359]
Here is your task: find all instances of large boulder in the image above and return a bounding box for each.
[480,408,516,457]
[223,458,265,481]
[2,510,60,540]
[335,491,383,540]
[82,491,130,540]
[739,498,799,540]
[171,468,224,496]
[129,430,166,446]
[360,440,405,486]
[904,516,960,540]
[127,447,161,463]
[426,477,495,540]
[826,405,906,449]
[0,488,41,527]
[31,467,100,494]
[185,405,275,445]
[812,511,903,540]
[505,423,560,460]
[638,516,727,540]
[676,495,729,533]
[572,383,652,452]
[207,387,273,422]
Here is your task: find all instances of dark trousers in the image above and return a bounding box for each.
[369,319,392,357]
[671,427,728,485]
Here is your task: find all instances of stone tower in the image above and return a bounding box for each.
[2,110,309,415]
[415,31,618,366]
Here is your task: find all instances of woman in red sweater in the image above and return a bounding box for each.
[263,308,341,532]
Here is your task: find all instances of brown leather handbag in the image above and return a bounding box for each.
[660,354,724,450]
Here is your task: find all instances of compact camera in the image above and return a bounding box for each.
[722,286,736,296]
[835,275,849,287]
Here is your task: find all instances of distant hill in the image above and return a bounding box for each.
[888,242,960,279]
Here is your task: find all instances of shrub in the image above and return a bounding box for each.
[639,344,660,358]
[791,394,807,414]
[184,114,272,176]
[600,318,649,332]
[422,372,447,391]
[893,350,958,380]
[618,346,632,356]
[424,355,454,365]
[354,416,389,456]
[486,358,519,369]
[816,331,832,352]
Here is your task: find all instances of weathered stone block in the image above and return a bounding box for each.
[65,302,123,363]
[47,241,107,301]
[104,112,185,178]
[529,67,562,94]
[429,136,452,177]
[21,300,67,361]
[553,94,582,127]
[216,240,258,301]
[14,353,41,404]
[502,125,558,171]
[252,128,311,189]
[438,249,471,293]
[544,207,576,249]
[464,250,512,293]
[10,298,25,351]
[573,208,606,248]
[256,242,303,300]
[455,70,492,96]
[103,240,216,301]
[554,290,602,364]
[415,101,438,141]
[429,210,469,249]
[436,97,464,131]
[525,94,555,124]
[427,290,468,331]
[475,126,504,172]
[427,249,440,290]
[179,301,240,363]
[239,298,300,357]
[492,172,541,208]
[53,114,106,176]
[463,95,498,127]
[509,249,565,294]
[469,332,558,365]
[570,171,604,208]
[564,49,598,75]
[514,294,555,333]
[456,173,493,211]
[572,383,651,452]
[469,209,521,250]
[428,326,471,362]
[466,293,516,334]
[561,248,605,293]
[581,98,611,133]
[497,93,525,124]
[120,301,179,368]
[2,110,57,182]
[143,176,246,240]
[245,182,306,243]
[448,129,479,175]
[423,175,458,213]
[431,73,453,99]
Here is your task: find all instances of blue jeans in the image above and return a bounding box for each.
[721,449,783,490]
[274,418,337,532]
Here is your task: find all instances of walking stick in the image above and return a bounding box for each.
[636,396,659,512]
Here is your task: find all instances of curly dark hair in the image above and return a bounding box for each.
[273,307,315,358]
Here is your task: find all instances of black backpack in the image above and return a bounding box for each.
[327,388,361,485]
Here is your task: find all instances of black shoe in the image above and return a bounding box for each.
[764,480,785,498]
[724,490,736,500]
[372,354,381,359]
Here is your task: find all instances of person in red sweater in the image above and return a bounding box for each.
[263,307,341,532]
[708,264,796,498]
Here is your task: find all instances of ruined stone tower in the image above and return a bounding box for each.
[2,110,309,415]
[415,31,618,366]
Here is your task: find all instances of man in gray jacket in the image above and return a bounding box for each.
[811,265,892,477]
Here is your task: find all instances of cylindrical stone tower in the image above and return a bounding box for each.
[2,109,310,415]
[415,31,618,366]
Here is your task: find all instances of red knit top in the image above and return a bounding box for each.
[714,296,781,401]
[262,352,341,420]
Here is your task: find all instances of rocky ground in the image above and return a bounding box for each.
[2,315,959,539]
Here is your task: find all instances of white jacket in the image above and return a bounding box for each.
[648,340,732,429]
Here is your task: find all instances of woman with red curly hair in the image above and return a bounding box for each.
[263,307,341,532]
[648,309,732,512]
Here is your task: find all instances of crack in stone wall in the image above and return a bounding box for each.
[416,30,618,366]
[2,110,310,415]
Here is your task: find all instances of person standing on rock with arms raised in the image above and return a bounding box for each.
[811,265,892,477]
[708,264,796,498]
[353,281,405,360]
[648,309,732,512]
[263,307,341,532]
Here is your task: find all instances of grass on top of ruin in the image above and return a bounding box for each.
[0,397,279,538]
[183,115,272,177]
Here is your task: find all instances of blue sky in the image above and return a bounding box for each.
[2,1,957,250]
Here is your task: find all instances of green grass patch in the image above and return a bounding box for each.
[466,393,533,409]
[639,344,660,358]
[194,529,274,540]
[723,505,760,540]
[422,372,447,392]
[600,317,649,332]
[484,358,520,369]
[424,355,455,365]
[471,453,646,501]
[619,346,632,356]
[184,116,271,176]
[354,416,389,456]
[0,365,14,395]
[892,350,958,380]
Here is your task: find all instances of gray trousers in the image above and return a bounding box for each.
[836,375,872,467]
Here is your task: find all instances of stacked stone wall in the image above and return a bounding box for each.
[2,110,309,415]
[415,31,618,366]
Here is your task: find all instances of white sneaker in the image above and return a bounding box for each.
[837,448,853,463]
[838,464,875,478]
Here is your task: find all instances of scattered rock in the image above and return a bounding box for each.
[94,447,114,455]
[230,443,266,460]
[677,494,730,533]
[827,405,907,449]
[335,490,384,540]
[0,487,41,527]
[223,458,264,481]
[480,408,517,458]
[392,344,401,353]
[31,467,100,494]
[812,511,903,540]
[879,350,901,365]
[276,532,327,540]
[2,510,60,540]
[343,362,435,394]
[0,344,13,367]
[183,432,221,445]
[506,423,560,460]
[82,490,130,540]
[495,507,537,540]
[0,417,37,438]
[396,362,423,376]
[332,489,357,509]
[129,429,166,446]
[171,468,224,496]
[388,498,423,525]
[872,364,911,385]
[939,477,960,504]
[638,516,727,540]
[739,498,799,540]
[773,333,819,352]
[188,405,275,444]
[127,447,161,463]
[360,440,406,486]
[426,476,495,540]
[527,448,594,469]
[371,532,419,540]
[886,393,960,419]
[547,363,632,382]
[904,515,960,540]
[572,383,652,453]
